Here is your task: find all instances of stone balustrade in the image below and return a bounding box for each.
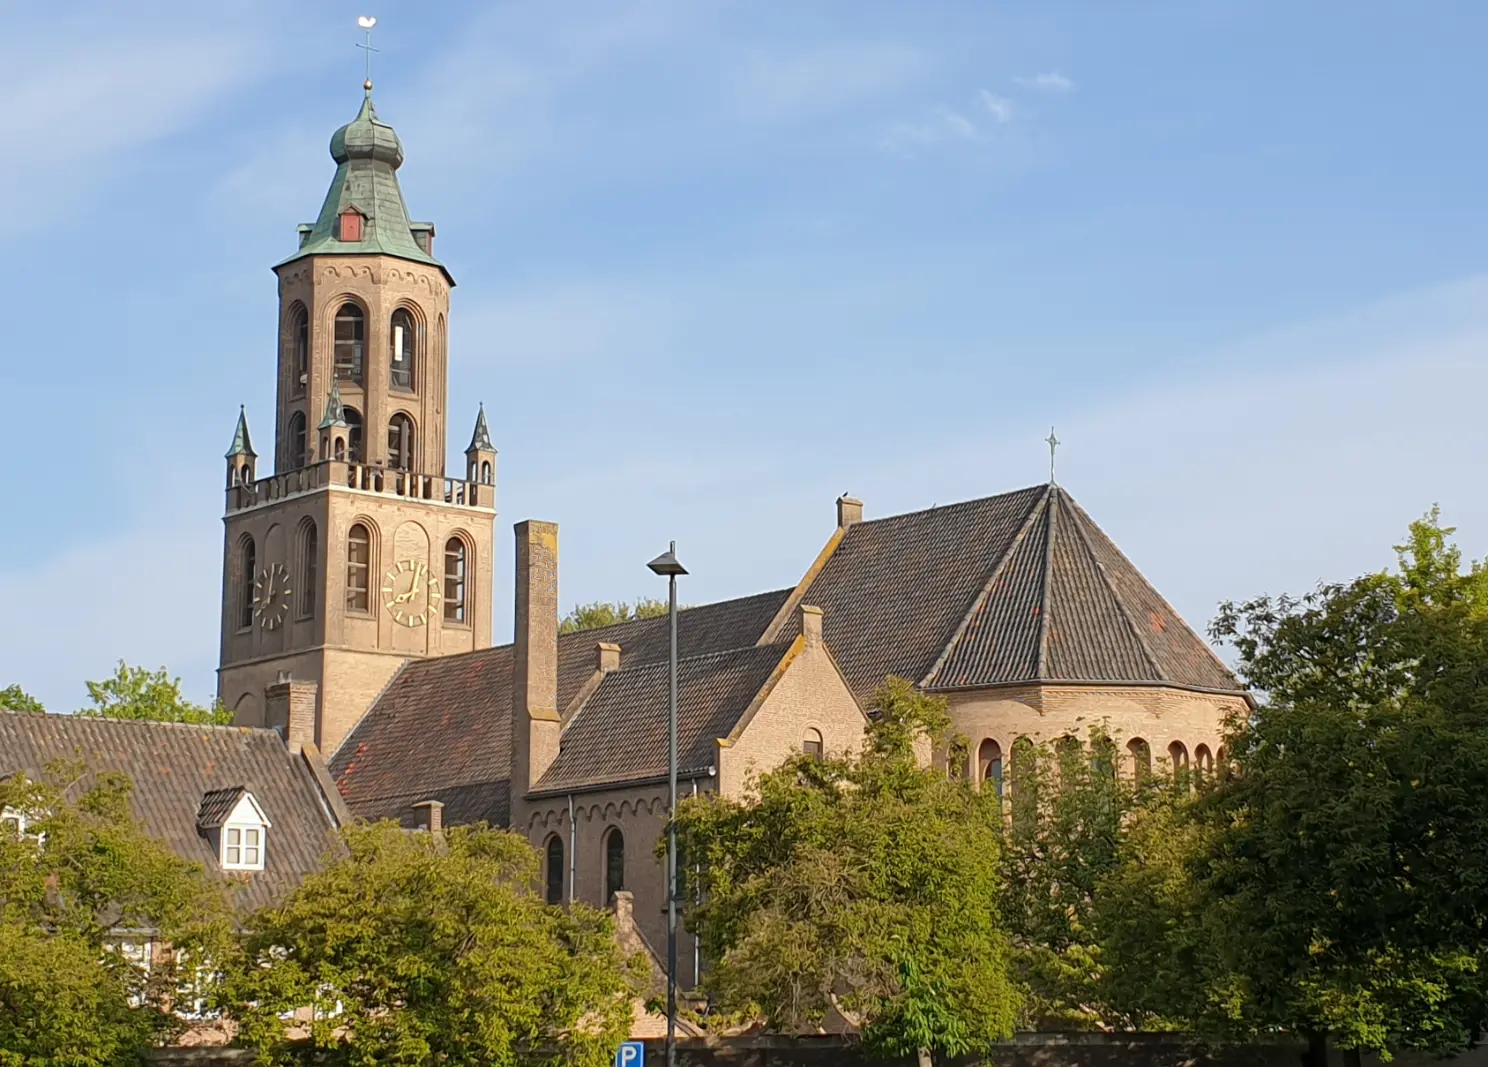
[226,460,494,514]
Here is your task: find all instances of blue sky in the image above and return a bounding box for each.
[3,0,1487,711]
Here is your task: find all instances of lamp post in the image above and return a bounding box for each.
[647,541,687,1067]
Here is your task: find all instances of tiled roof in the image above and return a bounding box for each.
[0,713,340,912]
[329,589,791,824]
[534,642,793,794]
[777,484,1242,699]
[196,786,250,829]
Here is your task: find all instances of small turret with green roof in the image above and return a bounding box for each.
[278,86,452,285]
[225,406,257,489]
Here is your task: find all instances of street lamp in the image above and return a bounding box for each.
[647,541,687,1067]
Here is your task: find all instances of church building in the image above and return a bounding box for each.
[211,85,1251,971]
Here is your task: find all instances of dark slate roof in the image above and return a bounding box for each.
[534,642,792,794]
[196,786,253,830]
[329,589,791,824]
[775,484,1242,699]
[0,713,340,912]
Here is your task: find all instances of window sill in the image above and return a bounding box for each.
[442,619,472,629]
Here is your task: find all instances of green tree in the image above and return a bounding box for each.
[1190,509,1488,1060]
[559,599,671,634]
[0,683,45,714]
[0,766,232,1067]
[219,822,637,1067]
[79,662,232,725]
[673,678,1022,1062]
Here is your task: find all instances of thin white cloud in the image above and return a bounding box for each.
[878,106,980,156]
[735,42,928,122]
[1016,71,1076,93]
[979,90,1015,123]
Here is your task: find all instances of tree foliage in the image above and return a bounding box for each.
[673,678,1022,1059]
[79,662,232,725]
[0,683,45,714]
[218,822,637,1067]
[0,766,231,1067]
[559,599,671,634]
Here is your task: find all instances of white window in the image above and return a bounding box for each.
[1,806,24,837]
[222,824,264,871]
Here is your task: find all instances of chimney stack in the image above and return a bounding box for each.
[836,494,863,528]
[511,520,561,803]
[265,675,319,754]
[597,642,621,673]
[800,604,824,649]
[412,799,444,833]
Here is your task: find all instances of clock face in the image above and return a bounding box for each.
[382,558,441,627]
[254,563,292,630]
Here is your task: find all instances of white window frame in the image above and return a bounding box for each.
[1,806,26,837]
[221,823,265,871]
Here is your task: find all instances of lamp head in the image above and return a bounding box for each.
[647,541,688,577]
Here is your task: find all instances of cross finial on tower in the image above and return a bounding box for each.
[356,16,379,92]
[1046,426,1060,485]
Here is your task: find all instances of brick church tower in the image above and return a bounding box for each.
[218,83,496,753]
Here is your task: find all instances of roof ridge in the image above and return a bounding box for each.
[849,484,1046,530]
[0,709,281,736]
[920,488,1049,687]
[1034,485,1058,678]
[1059,488,1166,682]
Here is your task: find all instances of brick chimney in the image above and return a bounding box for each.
[511,520,561,804]
[836,494,863,527]
[265,672,319,754]
[412,799,444,833]
[800,604,823,649]
[597,642,621,673]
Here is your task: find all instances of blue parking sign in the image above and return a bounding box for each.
[615,1042,645,1067]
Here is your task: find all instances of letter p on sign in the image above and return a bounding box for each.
[616,1042,645,1067]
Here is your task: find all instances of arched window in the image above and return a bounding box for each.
[1194,744,1213,781]
[545,835,565,905]
[344,407,364,464]
[290,303,309,394]
[288,412,307,469]
[802,728,823,759]
[238,537,256,629]
[298,520,317,618]
[333,303,365,384]
[604,828,625,904]
[978,739,1003,797]
[1056,735,1082,785]
[480,460,492,484]
[1168,740,1190,784]
[390,308,416,391]
[1010,737,1038,836]
[1127,737,1152,782]
[387,413,415,471]
[347,523,371,612]
[443,538,467,623]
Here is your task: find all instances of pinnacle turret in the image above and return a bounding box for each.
[466,403,494,453]
[225,406,256,458]
[318,382,349,431]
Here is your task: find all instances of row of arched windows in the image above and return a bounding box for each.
[541,828,627,907]
[287,302,422,395]
[235,521,319,630]
[949,735,1219,798]
[285,408,417,471]
[344,522,471,623]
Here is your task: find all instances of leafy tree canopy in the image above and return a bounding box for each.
[0,766,232,1067]
[673,678,1022,1061]
[559,599,672,634]
[219,822,638,1067]
[0,683,45,714]
[1185,509,1488,1057]
[79,662,232,726]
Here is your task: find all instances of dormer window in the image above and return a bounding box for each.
[2,806,28,837]
[197,787,271,872]
[338,211,363,242]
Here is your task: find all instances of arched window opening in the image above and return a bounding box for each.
[333,435,346,462]
[480,460,492,484]
[238,537,256,629]
[1168,740,1190,785]
[1055,735,1082,786]
[545,835,565,905]
[290,304,309,394]
[443,537,467,623]
[344,408,364,464]
[390,309,416,391]
[1010,737,1038,837]
[347,523,371,612]
[604,828,625,904]
[387,413,415,472]
[978,739,1003,797]
[298,521,318,618]
[802,728,823,759]
[288,412,307,469]
[1127,737,1152,782]
[1194,744,1213,781]
[333,303,365,384]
